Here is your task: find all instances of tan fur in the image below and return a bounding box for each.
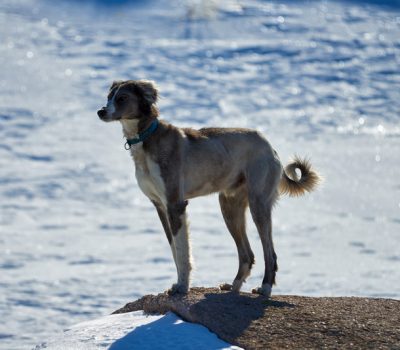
[279,156,321,197]
[98,80,322,297]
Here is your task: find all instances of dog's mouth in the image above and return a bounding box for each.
[98,108,136,122]
[97,107,118,122]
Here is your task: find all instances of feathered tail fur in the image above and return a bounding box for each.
[279,156,321,197]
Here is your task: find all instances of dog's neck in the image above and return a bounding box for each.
[120,117,158,148]
[120,119,140,139]
[120,106,160,139]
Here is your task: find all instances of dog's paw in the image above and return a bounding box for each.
[219,283,233,291]
[251,284,272,297]
[167,283,189,295]
[220,281,242,293]
[231,279,244,293]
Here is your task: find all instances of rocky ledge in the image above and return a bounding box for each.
[113,287,400,349]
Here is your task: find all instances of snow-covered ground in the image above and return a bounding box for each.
[33,311,240,350]
[0,0,399,348]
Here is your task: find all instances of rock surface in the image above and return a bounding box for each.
[113,287,400,349]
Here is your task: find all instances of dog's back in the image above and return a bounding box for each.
[181,126,280,199]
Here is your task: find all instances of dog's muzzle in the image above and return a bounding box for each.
[97,108,107,119]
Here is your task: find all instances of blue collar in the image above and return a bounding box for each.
[124,119,159,150]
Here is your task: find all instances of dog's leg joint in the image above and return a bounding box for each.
[167,200,188,236]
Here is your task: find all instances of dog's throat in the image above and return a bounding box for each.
[120,119,140,139]
[123,119,159,150]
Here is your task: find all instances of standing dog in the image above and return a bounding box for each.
[97,80,321,297]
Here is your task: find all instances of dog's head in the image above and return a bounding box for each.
[97,80,159,122]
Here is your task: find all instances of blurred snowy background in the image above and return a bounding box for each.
[0,0,399,348]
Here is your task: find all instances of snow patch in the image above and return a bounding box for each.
[34,311,241,350]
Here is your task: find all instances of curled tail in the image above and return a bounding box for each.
[279,156,321,197]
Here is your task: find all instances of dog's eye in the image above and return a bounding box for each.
[117,95,128,103]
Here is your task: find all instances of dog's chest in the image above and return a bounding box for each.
[131,145,166,205]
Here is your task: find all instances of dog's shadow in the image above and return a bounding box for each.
[109,291,295,349]
[188,290,295,341]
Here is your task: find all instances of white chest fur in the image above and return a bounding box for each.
[130,144,167,206]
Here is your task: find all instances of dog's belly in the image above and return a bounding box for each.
[184,170,240,199]
[184,181,217,198]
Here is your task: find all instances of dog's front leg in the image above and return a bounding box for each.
[167,200,192,295]
[152,201,178,270]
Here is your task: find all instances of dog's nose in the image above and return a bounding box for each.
[97,108,106,118]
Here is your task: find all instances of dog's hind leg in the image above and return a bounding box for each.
[219,186,255,293]
[247,160,281,297]
[249,202,277,297]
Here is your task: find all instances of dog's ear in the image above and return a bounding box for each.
[136,80,159,105]
[109,80,123,91]
[132,80,159,117]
